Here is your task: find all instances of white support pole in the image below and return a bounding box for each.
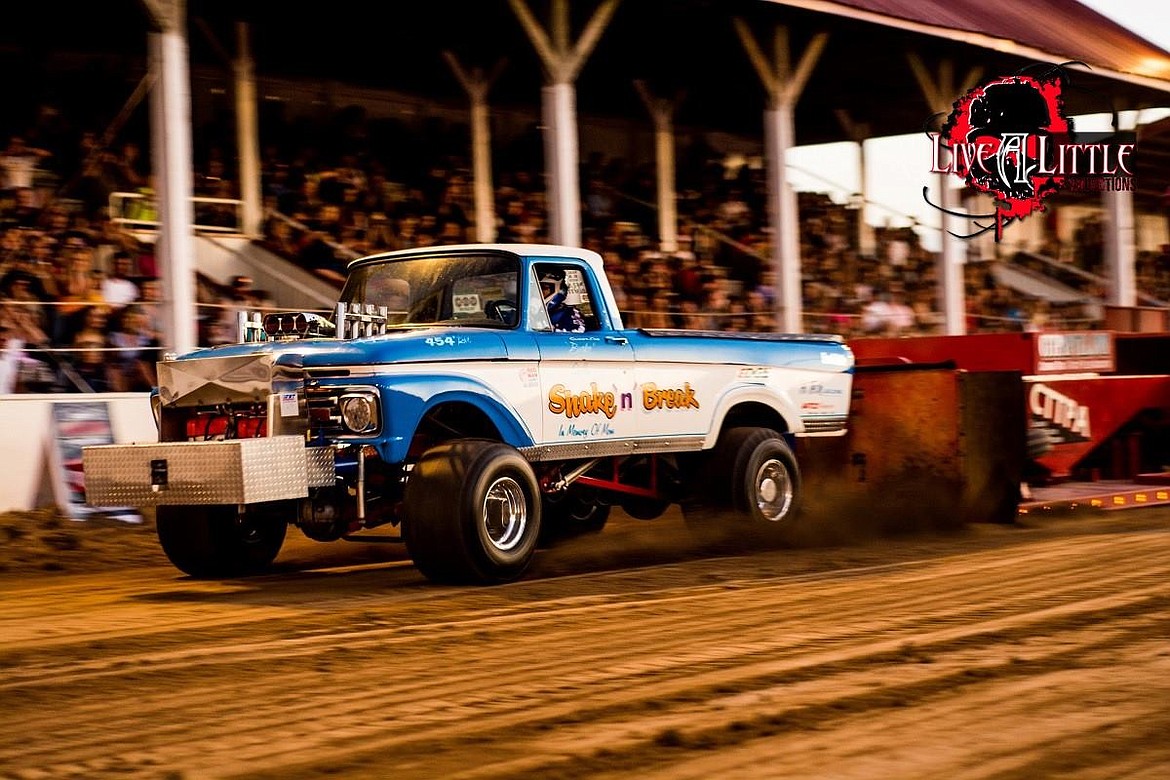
[443,53,502,244]
[470,97,496,243]
[234,22,263,238]
[1103,111,1138,307]
[908,53,982,337]
[1103,186,1137,306]
[149,28,198,355]
[765,105,802,333]
[510,0,619,249]
[654,123,678,254]
[542,82,581,246]
[834,109,875,257]
[856,140,876,257]
[938,173,965,335]
[736,21,827,333]
[634,80,679,253]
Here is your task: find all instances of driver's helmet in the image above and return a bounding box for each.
[539,274,560,298]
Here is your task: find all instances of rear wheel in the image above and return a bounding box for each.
[682,427,801,539]
[735,433,799,525]
[156,501,289,577]
[403,440,542,584]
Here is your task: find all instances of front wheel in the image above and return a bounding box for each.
[403,440,542,584]
[156,501,289,577]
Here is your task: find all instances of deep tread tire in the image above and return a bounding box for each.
[729,428,801,525]
[682,427,801,538]
[403,440,542,584]
[156,502,289,577]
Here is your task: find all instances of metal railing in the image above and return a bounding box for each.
[108,191,247,235]
[1013,251,1170,308]
[264,209,362,262]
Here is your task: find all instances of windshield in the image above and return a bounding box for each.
[338,252,521,328]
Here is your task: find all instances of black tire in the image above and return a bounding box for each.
[682,427,801,537]
[403,440,542,584]
[619,496,670,520]
[539,494,610,546]
[615,457,673,520]
[156,501,289,577]
[729,428,801,526]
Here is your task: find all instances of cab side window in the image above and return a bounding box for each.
[533,263,600,333]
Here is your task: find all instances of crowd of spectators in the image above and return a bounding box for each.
[0,154,165,394]
[0,97,1148,394]
[0,106,243,392]
[250,115,1115,339]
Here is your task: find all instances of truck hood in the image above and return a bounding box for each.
[158,328,510,406]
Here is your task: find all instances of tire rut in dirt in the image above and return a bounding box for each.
[2,518,1169,779]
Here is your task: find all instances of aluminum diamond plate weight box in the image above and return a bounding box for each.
[83,436,314,507]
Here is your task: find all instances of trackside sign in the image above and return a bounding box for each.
[1033,332,1114,374]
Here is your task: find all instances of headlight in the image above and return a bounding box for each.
[339,392,379,434]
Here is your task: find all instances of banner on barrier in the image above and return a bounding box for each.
[49,402,141,523]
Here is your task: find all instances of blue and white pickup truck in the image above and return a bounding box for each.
[83,244,854,583]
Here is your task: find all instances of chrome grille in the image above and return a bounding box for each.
[305,385,345,439]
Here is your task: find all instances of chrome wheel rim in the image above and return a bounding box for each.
[482,476,527,551]
[755,458,793,522]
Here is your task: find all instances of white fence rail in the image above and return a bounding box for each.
[109,191,246,235]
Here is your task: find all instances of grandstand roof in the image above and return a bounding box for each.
[6,0,1170,146]
[767,0,1170,88]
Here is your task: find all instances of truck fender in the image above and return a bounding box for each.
[377,377,535,463]
[701,383,802,449]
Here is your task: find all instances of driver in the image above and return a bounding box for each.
[540,274,586,333]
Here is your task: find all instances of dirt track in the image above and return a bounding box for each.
[2,506,1169,779]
